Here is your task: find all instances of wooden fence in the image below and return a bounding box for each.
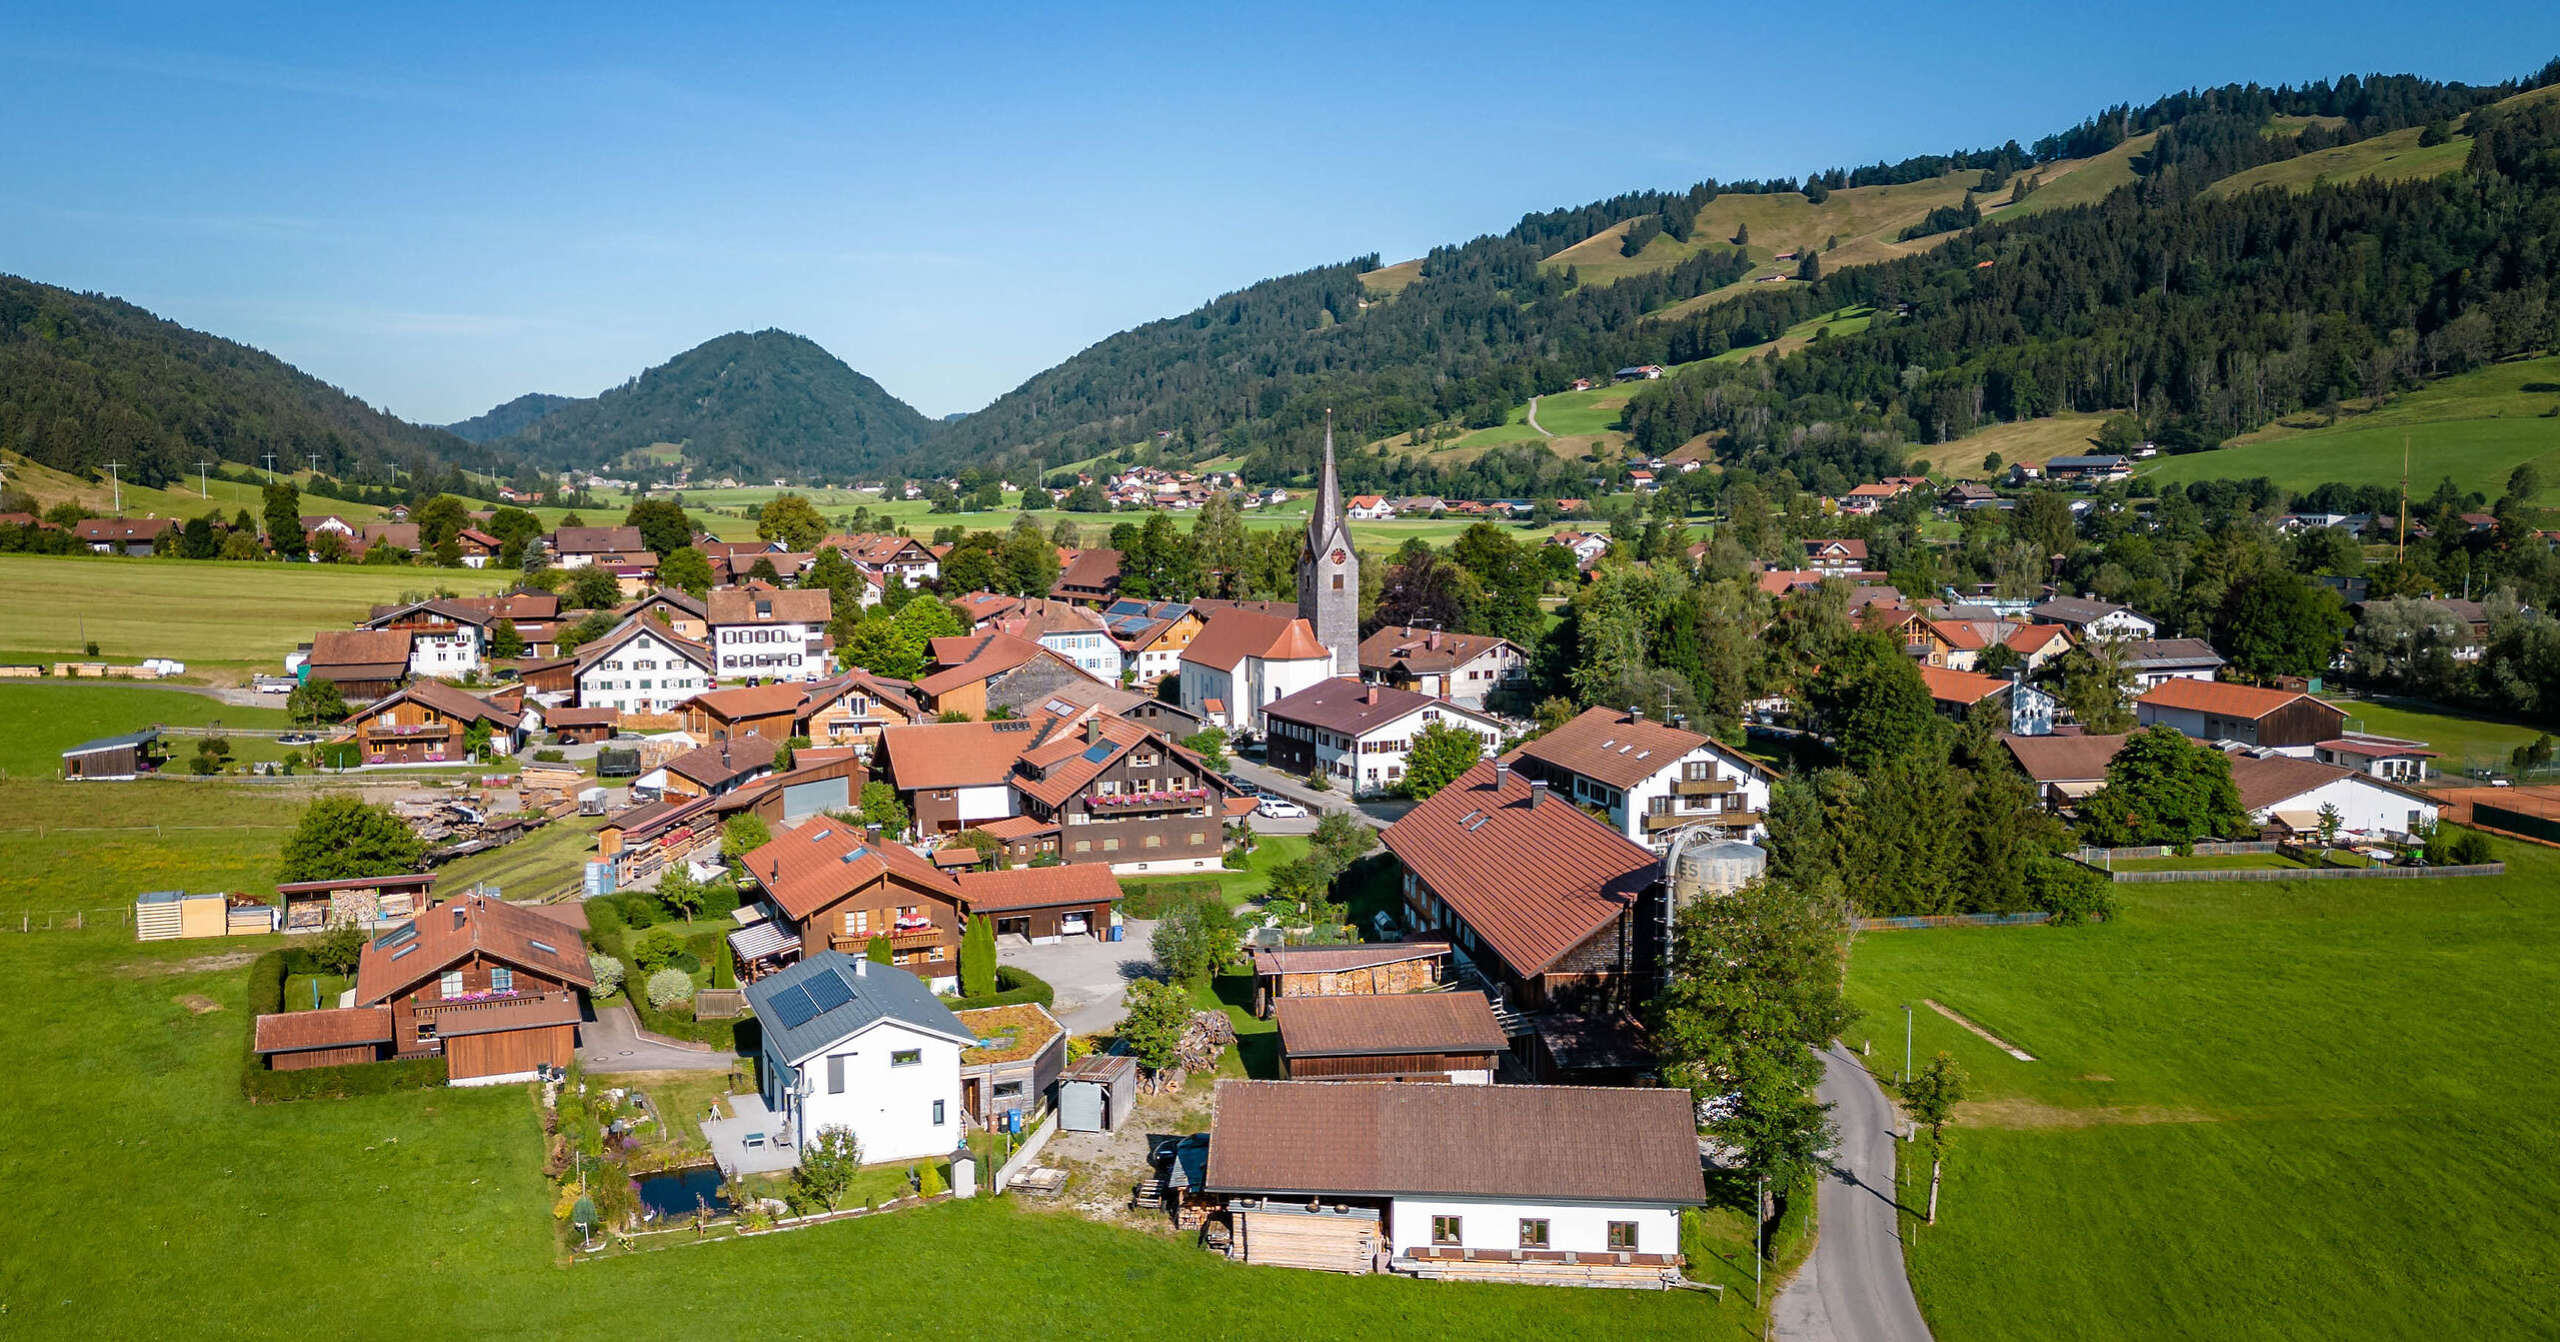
[2100,862,2503,884]
[1855,912,2062,932]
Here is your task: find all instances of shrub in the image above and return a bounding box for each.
[2029,857,2114,926]
[666,950,703,975]
[632,927,687,972]
[618,892,659,929]
[1118,879,1223,920]
[645,968,696,1010]
[533,749,566,763]
[2448,830,2496,865]
[588,953,626,998]
[949,964,1055,1011]
[586,898,626,938]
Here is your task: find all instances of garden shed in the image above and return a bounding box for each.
[63,728,165,780]
[1058,1052,1137,1133]
[956,1003,1067,1131]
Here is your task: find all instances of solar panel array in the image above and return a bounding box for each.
[1082,743,1115,763]
[803,966,854,1014]
[766,985,818,1028]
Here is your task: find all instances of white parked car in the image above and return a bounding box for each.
[1255,797,1309,819]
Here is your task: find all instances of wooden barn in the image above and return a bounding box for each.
[1247,941,1451,1016]
[252,1006,393,1070]
[1275,991,1507,1084]
[62,728,166,780]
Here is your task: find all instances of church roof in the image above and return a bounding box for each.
[1303,411,1353,560]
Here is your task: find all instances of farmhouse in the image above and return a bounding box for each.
[2000,732,2132,807]
[337,680,526,765]
[986,596,1122,680]
[1800,538,1869,574]
[571,617,714,717]
[545,525,647,568]
[359,600,491,677]
[619,589,709,643]
[640,734,779,802]
[1381,759,1661,1016]
[798,670,927,754]
[2135,679,2346,754]
[1261,680,1507,798]
[680,682,806,744]
[303,629,416,701]
[1005,712,1231,873]
[824,532,940,588]
[733,818,967,989]
[2042,454,2133,482]
[742,953,971,1164]
[1203,1081,1703,1284]
[1504,706,1772,850]
[2027,596,2158,640]
[311,894,593,1085]
[875,718,1034,836]
[74,517,175,555]
[1918,665,2056,733]
[1346,495,1396,521]
[1356,626,1527,710]
[707,588,832,684]
[1274,992,1506,1083]
[912,631,1100,720]
[1050,546,1124,605]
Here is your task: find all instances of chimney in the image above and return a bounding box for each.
[1425,630,1440,651]
[1493,760,1511,788]
[1530,779,1550,808]
[1626,704,1644,723]
[853,957,868,977]
[1085,716,1101,744]
[1364,685,1379,705]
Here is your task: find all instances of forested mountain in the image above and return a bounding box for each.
[445,391,576,443]
[485,330,936,481]
[0,274,522,490]
[931,64,2557,495]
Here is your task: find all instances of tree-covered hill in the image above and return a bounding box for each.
[444,391,577,443]
[929,64,2556,495]
[484,330,937,482]
[0,274,520,490]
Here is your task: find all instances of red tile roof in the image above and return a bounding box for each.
[2137,679,2340,721]
[252,1006,393,1053]
[1357,625,1520,677]
[1204,1080,1706,1205]
[953,863,1123,913]
[1918,665,2010,706]
[707,588,832,626]
[1262,679,1479,738]
[685,682,806,723]
[1380,760,1658,977]
[1180,610,1328,671]
[1274,990,1507,1058]
[353,894,594,1005]
[1999,732,2132,783]
[877,717,1051,789]
[742,818,959,921]
[1506,706,1761,791]
[913,632,1057,697]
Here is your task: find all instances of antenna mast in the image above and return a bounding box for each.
[103,461,124,515]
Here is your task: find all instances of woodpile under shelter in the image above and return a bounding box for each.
[1248,941,1451,1016]
[1275,991,1506,1083]
[274,872,438,934]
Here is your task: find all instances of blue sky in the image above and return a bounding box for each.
[3,4,2555,424]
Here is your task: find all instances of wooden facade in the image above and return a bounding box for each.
[267,1043,386,1071]
[1253,953,1444,1016]
[344,696,471,765]
[1038,744,1224,870]
[791,870,964,981]
[1282,1051,1486,1082]
[442,1021,577,1081]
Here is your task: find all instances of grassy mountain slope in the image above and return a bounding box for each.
[0,273,514,493]
[489,330,936,482]
[0,449,392,524]
[444,391,576,443]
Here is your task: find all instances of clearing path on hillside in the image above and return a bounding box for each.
[1524,395,1553,436]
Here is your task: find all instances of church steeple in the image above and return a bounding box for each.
[1297,411,1359,675]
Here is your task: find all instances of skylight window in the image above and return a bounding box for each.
[528,939,557,955]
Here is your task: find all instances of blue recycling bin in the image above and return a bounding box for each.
[1107,923,1124,942]
[1006,1108,1022,1134]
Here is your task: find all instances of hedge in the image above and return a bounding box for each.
[948,964,1054,1012]
[619,953,742,1052]
[240,948,447,1101]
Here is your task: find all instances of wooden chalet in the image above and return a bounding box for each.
[336,681,524,765]
[251,894,593,1084]
[733,818,968,990]
[951,863,1122,943]
[303,629,415,700]
[681,682,805,743]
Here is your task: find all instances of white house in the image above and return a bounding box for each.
[2310,733,2439,784]
[708,588,833,684]
[1547,530,1610,569]
[992,597,1123,681]
[1204,1081,1704,1283]
[743,953,971,1165]
[2230,753,2439,842]
[1506,705,1775,850]
[2027,597,2158,641]
[1177,610,1334,735]
[361,600,489,678]
[571,617,714,716]
[1346,494,1396,521]
[1355,626,1527,711]
[1261,680,1507,797]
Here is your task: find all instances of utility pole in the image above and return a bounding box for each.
[2397,434,2410,566]
[1753,1172,1764,1311]
[1903,1002,1914,1087]
[306,452,322,477]
[103,461,124,515]
[197,460,212,500]
[261,452,278,484]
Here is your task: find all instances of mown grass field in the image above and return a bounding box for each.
[1846,838,2560,1341]
[0,913,1752,1338]
[0,779,303,920]
[1,450,392,525]
[2331,695,2555,772]
[436,812,610,902]
[2104,851,2307,872]
[1706,306,1873,365]
[0,553,518,679]
[0,682,293,778]
[1904,412,2113,478]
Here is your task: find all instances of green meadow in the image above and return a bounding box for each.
[1847,839,2560,1341]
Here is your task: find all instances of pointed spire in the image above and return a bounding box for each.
[1308,409,1344,551]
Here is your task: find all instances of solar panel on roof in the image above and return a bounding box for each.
[841,845,870,864]
[802,968,853,1013]
[374,923,418,949]
[1082,743,1114,763]
[767,984,819,1029]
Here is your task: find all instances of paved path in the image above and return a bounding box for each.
[1525,395,1554,437]
[1773,1044,1933,1342]
[1000,918,1160,1034]
[578,1003,734,1073]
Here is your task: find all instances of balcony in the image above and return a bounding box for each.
[1084,788,1210,815]
[363,721,453,740]
[1672,777,1735,798]
[830,924,944,953]
[1642,808,1764,833]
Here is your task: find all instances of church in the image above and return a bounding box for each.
[1175,415,1360,734]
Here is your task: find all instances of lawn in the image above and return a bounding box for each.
[0,449,393,526]
[0,779,304,921]
[1845,836,2560,1341]
[1119,833,1310,910]
[2103,852,2306,871]
[0,552,518,681]
[0,930,1728,1339]
[2330,695,2556,774]
[0,682,295,778]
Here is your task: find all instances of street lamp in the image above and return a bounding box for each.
[1902,1002,1913,1086]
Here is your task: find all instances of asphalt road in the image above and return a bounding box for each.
[1773,1043,1934,1342]
[1221,754,1409,832]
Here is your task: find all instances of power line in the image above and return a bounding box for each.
[196,460,213,500]
[102,461,124,515]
